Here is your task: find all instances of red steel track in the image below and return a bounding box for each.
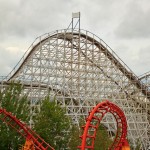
[0,101,128,150]
[78,100,128,150]
[0,109,54,150]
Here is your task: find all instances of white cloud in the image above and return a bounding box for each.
[6,46,20,54]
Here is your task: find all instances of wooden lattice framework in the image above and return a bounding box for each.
[0,17,150,149]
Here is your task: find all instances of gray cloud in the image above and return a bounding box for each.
[115,1,150,39]
[0,0,74,40]
[0,0,149,77]
[136,46,150,75]
[0,44,25,75]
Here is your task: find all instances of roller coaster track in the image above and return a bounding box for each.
[1,31,149,119]
[139,71,150,80]
[139,71,150,90]
[0,109,54,150]
[5,31,150,116]
[78,100,128,150]
[0,30,149,107]
[0,28,150,148]
[138,72,150,102]
[2,31,150,99]
[1,30,150,108]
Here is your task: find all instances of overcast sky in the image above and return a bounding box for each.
[0,0,150,77]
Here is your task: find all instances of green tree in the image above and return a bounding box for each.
[129,139,142,150]
[0,82,30,150]
[94,125,113,150]
[68,125,81,149]
[135,139,142,150]
[33,96,71,149]
[68,119,113,150]
[68,118,85,150]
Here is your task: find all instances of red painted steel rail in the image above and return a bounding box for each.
[0,109,54,150]
[78,100,128,150]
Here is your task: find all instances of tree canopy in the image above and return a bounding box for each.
[33,96,71,149]
[68,119,113,150]
[0,82,30,150]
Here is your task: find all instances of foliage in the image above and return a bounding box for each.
[129,139,142,150]
[135,139,142,150]
[68,118,113,150]
[33,96,71,149]
[68,118,85,149]
[68,125,81,149]
[94,125,113,150]
[0,82,30,150]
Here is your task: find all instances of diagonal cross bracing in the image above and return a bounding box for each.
[0,29,150,149]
